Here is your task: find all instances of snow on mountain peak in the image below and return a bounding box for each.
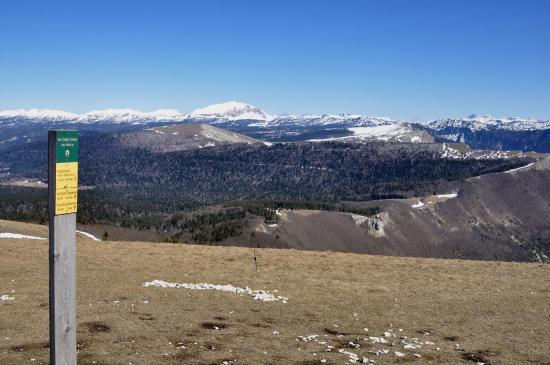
[79,108,186,123]
[190,101,273,121]
[0,108,79,121]
[0,107,186,124]
[1,105,548,132]
[421,115,550,131]
[149,109,186,120]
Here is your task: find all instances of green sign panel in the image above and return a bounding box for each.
[55,131,79,163]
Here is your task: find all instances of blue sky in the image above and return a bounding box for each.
[1,0,549,119]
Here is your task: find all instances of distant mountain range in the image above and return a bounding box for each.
[1,102,550,152]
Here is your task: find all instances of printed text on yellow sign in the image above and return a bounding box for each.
[55,162,78,215]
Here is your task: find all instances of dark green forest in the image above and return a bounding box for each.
[0,137,532,243]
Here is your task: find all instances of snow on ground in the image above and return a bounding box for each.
[199,142,216,148]
[296,327,440,363]
[441,142,526,161]
[76,230,101,241]
[350,214,369,226]
[411,201,425,209]
[437,193,458,199]
[143,280,288,303]
[1,295,15,302]
[0,233,45,240]
[505,162,535,174]
[349,124,412,141]
[0,230,100,241]
[308,123,424,143]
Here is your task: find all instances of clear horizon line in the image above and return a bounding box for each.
[0,106,548,122]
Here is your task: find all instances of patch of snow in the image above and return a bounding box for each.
[337,348,360,363]
[143,280,288,303]
[0,233,45,240]
[440,142,519,161]
[369,349,389,355]
[76,230,101,241]
[307,121,428,143]
[437,193,458,199]
[350,214,369,226]
[411,201,425,209]
[297,335,320,342]
[368,336,389,344]
[504,162,535,174]
[349,124,413,141]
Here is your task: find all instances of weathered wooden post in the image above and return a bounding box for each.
[48,130,79,365]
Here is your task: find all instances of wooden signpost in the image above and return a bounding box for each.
[48,130,78,365]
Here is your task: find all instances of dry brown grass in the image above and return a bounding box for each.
[1,219,549,364]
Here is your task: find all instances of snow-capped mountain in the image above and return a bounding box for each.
[79,108,186,123]
[0,108,187,125]
[416,115,550,152]
[262,114,395,127]
[1,104,550,152]
[189,101,273,121]
[0,108,79,122]
[421,114,550,132]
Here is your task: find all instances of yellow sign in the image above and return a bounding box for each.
[55,162,78,215]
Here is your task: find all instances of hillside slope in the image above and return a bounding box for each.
[0,222,549,364]
[225,159,550,262]
[115,123,260,152]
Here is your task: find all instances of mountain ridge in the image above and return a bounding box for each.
[2,102,550,152]
[2,103,549,129]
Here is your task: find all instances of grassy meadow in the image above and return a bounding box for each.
[0,219,549,364]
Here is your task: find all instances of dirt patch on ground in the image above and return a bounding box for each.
[10,341,49,352]
[444,335,459,341]
[323,327,351,336]
[461,350,497,364]
[200,322,227,330]
[81,321,111,333]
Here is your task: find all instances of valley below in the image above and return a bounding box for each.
[1,114,550,263]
